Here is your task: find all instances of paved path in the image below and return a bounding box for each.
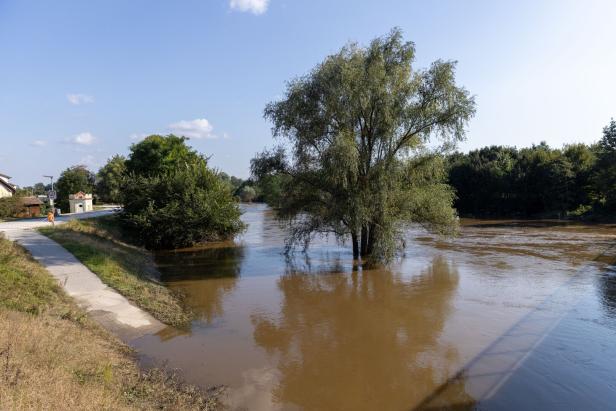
[0,211,165,340]
[0,210,114,231]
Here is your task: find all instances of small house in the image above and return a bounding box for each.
[69,192,93,213]
[17,196,44,218]
[0,173,16,198]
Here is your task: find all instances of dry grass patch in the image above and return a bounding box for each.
[0,235,222,410]
[39,218,192,327]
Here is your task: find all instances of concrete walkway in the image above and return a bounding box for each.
[0,211,165,340]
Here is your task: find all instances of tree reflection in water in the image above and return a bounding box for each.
[155,243,244,323]
[250,256,475,410]
[598,249,616,320]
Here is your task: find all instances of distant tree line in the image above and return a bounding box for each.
[218,173,288,206]
[447,119,616,218]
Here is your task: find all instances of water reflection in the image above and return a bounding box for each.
[248,256,473,410]
[155,243,245,280]
[131,205,616,411]
[155,244,244,323]
[598,247,616,320]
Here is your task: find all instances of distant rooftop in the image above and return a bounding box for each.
[0,177,16,194]
[21,196,43,206]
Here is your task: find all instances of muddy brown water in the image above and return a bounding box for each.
[132,204,616,410]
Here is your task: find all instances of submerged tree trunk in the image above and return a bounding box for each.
[358,224,377,260]
[351,232,360,259]
[360,226,368,257]
[366,223,376,256]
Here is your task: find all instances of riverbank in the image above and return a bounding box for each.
[0,235,220,410]
[39,216,193,328]
[456,210,616,223]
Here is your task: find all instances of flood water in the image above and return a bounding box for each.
[133,204,616,410]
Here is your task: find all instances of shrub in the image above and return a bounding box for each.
[122,161,245,249]
[238,186,256,203]
[0,197,23,219]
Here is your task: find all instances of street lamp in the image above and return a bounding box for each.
[43,175,55,211]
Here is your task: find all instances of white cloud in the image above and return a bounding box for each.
[229,0,269,15]
[168,118,216,139]
[67,132,96,145]
[30,139,47,147]
[67,93,94,105]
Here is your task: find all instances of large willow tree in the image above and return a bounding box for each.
[253,28,476,262]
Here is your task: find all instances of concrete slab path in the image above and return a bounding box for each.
[0,211,165,340]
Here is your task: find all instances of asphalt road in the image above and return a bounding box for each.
[0,210,117,232]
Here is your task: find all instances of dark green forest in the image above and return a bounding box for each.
[447,120,616,218]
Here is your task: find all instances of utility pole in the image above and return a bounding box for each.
[43,175,55,212]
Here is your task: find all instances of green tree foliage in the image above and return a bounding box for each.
[15,183,51,197]
[563,143,597,209]
[121,135,244,249]
[253,174,289,207]
[218,172,244,194]
[254,29,475,262]
[14,182,49,197]
[96,155,126,204]
[447,140,607,217]
[0,197,22,219]
[513,143,575,216]
[56,165,95,210]
[447,146,517,215]
[595,119,616,211]
[33,182,47,195]
[238,185,257,203]
[124,134,201,177]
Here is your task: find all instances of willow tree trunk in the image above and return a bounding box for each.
[358,224,377,259]
[360,226,369,256]
[366,223,376,255]
[351,232,360,259]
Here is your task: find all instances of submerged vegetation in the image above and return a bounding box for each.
[40,217,193,327]
[253,28,475,262]
[0,235,220,410]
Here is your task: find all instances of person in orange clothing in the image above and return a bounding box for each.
[47,210,55,227]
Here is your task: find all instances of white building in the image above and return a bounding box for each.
[69,192,93,213]
[0,173,16,198]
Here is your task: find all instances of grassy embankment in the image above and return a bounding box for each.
[39,216,193,328]
[0,235,220,410]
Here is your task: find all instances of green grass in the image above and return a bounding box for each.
[0,237,73,316]
[0,235,220,410]
[39,218,192,327]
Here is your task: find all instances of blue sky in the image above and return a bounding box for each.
[1,0,615,186]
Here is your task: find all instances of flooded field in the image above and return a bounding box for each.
[133,204,616,410]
